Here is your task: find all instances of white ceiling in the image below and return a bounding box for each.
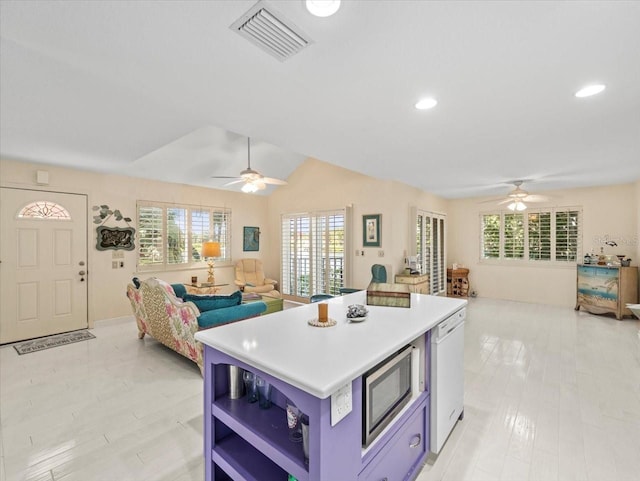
[1,0,639,199]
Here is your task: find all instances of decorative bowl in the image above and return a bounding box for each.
[347,304,368,321]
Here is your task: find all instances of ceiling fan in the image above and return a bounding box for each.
[479,180,551,211]
[211,137,287,193]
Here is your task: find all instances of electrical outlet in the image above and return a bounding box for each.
[355,250,360,256]
[378,250,384,257]
[111,261,118,269]
[330,383,352,426]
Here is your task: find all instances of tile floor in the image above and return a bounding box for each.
[1,298,639,481]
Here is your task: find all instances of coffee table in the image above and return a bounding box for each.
[242,293,283,315]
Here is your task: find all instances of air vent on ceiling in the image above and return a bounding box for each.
[230,1,313,61]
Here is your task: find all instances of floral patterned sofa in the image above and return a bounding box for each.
[126,277,266,373]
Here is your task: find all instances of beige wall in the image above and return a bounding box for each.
[265,159,449,291]
[3,157,637,320]
[636,180,640,268]
[448,183,639,307]
[1,159,269,323]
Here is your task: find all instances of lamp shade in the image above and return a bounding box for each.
[202,241,221,258]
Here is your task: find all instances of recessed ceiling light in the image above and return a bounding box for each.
[306,0,341,17]
[415,98,438,110]
[575,84,606,98]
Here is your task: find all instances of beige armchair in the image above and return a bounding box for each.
[234,258,281,298]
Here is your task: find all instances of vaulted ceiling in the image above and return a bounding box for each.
[1,1,639,198]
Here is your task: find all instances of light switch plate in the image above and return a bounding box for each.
[330,382,352,426]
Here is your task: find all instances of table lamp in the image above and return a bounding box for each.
[202,241,221,284]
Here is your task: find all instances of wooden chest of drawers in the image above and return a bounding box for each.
[575,265,638,319]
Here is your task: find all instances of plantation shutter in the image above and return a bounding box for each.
[528,211,551,260]
[190,209,210,262]
[136,201,232,270]
[213,209,232,263]
[415,209,446,295]
[138,206,164,266]
[481,214,500,259]
[503,213,525,259]
[555,209,580,261]
[281,210,345,300]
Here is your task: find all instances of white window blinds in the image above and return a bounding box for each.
[281,210,346,299]
[415,209,447,295]
[480,207,581,264]
[137,201,231,270]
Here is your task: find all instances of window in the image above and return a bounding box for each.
[504,213,525,259]
[480,207,581,263]
[415,209,447,295]
[281,210,346,299]
[18,201,71,220]
[137,201,231,270]
[481,214,500,258]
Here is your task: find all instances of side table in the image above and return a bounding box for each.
[447,268,469,298]
[394,273,430,294]
[186,283,229,294]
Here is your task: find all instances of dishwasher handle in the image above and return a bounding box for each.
[433,319,464,343]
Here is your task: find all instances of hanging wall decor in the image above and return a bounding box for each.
[93,205,136,251]
[243,226,260,251]
[363,214,381,247]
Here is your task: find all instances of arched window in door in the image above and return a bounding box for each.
[17,201,71,220]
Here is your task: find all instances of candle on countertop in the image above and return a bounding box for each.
[318,303,328,322]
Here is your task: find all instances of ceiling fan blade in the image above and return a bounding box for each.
[223,179,244,186]
[211,175,241,179]
[496,198,514,205]
[261,177,288,185]
[477,197,504,204]
[522,194,552,203]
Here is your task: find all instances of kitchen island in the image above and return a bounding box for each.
[195,291,467,481]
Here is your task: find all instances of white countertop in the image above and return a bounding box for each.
[195,292,467,398]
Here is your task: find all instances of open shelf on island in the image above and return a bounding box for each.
[213,395,308,480]
[213,433,288,481]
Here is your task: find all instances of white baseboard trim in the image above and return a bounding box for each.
[93,315,133,327]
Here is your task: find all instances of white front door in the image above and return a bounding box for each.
[0,188,88,344]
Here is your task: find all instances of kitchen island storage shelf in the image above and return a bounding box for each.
[196,292,467,481]
[212,432,288,481]
[213,394,308,476]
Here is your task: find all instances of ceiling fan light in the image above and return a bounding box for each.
[241,182,259,193]
[508,200,527,211]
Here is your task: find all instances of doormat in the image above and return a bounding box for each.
[13,330,96,355]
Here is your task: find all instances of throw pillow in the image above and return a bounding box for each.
[171,283,188,299]
[184,290,242,311]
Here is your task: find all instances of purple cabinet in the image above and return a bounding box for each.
[359,397,428,481]
[203,345,431,481]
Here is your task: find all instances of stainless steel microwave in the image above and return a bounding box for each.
[362,344,415,447]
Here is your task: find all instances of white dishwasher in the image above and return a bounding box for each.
[430,307,465,454]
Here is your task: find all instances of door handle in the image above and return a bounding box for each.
[409,434,421,448]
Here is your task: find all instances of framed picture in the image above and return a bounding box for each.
[363,214,381,247]
[243,226,260,251]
